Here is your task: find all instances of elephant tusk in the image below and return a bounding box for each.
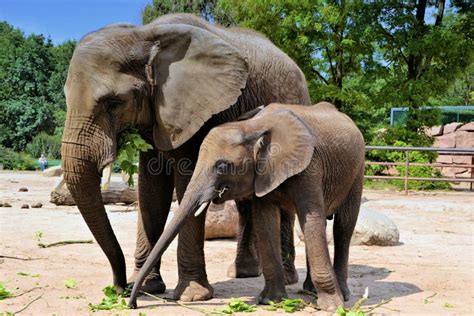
[194,201,210,217]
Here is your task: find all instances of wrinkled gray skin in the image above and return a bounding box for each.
[129,103,365,311]
[62,13,309,301]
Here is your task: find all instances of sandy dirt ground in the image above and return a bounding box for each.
[0,171,473,315]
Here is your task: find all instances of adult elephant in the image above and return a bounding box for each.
[62,13,310,301]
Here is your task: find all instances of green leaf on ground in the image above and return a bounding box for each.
[17,272,40,278]
[64,278,77,289]
[443,303,454,308]
[217,298,256,314]
[265,298,306,313]
[88,286,129,312]
[0,283,12,300]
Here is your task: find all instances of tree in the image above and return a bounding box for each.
[142,0,219,24]
[48,40,76,110]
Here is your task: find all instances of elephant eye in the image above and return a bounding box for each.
[215,159,233,175]
[103,98,125,111]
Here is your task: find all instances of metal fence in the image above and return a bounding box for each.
[365,146,474,194]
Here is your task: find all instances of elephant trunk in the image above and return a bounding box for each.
[128,173,211,308]
[61,117,126,290]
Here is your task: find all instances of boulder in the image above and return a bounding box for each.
[458,122,474,132]
[433,133,455,148]
[455,131,473,148]
[325,207,399,246]
[1,202,12,208]
[204,201,239,240]
[452,155,473,165]
[436,155,452,164]
[43,166,62,177]
[18,187,28,192]
[443,122,462,134]
[31,202,43,208]
[21,204,29,209]
[426,125,444,137]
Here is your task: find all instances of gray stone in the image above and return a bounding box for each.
[43,166,62,177]
[325,207,399,246]
[18,187,28,192]
[204,201,239,240]
[31,202,43,208]
[21,204,29,209]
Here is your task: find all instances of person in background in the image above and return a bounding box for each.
[38,154,48,171]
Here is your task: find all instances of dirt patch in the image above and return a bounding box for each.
[1,171,473,314]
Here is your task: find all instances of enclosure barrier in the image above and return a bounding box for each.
[365,146,474,195]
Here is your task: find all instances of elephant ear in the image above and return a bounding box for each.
[144,24,248,151]
[252,109,316,197]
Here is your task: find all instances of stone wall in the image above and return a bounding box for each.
[429,122,474,179]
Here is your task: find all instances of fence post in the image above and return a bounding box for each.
[405,150,409,195]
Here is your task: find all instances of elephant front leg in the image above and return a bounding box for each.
[280,210,298,285]
[252,198,287,304]
[227,199,261,278]
[298,203,344,311]
[129,150,174,294]
[174,173,213,302]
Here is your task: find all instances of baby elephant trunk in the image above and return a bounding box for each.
[128,193,209,308]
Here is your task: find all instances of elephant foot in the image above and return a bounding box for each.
[129,269,166,294]
[303,276,317,294]
[174,279,214,302]
[284,264,298,285]
[258,280,288,305]
[227,256,262,278]
[316,291,344,312]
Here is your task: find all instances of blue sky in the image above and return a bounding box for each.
[0,0,151,44]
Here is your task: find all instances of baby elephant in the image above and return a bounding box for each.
[129,102,365,311]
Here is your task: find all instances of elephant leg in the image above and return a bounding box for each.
[280,209,298,285]
[333,177,363,301]
[174,172,213,302]
[129,150,174,294]
[297,191,343,312]
[227,199,261,278]
[252,198,287,304]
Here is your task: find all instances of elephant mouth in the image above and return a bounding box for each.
[212,185,230,204]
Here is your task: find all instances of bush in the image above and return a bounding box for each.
[366,139,450,191]
[26,132,62,159]
[0,146,37,170]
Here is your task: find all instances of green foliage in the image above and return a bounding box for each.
[88,286,129,312]
[26,132,62,159]
[0,146,37,170]
[17,272,40,277]
[0,283,12,300]
[217,298,256,314]
[264,298,306,313]
[142,0,223,24]
[116,129,153,187]
[64,278,77,289]
[443,302,455,308]
[366,140,451,190]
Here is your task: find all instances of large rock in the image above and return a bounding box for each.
[204,201,239,240]
[455,131,473,148]
[443,122,462,134]
[324,207,399,246]
[433,133,456,148]
[43,166,62,177]
[459,122,474,132]
[426,125,443,137]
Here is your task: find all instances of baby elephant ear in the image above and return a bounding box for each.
[144,24,249,151]
[253,109,315,197]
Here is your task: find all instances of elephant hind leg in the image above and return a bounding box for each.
[333,175,363,301]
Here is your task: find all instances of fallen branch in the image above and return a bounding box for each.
[14,286,46,298]
[38,240,93,248]
[0,255,44,261]
[364,298,395,313]
[140,291,218,315]
[12,293,43,315]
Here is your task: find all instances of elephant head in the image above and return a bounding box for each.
[62,22,248,290]
[129,106,315,307]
